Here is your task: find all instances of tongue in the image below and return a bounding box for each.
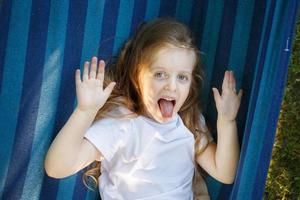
[158,99,174,118]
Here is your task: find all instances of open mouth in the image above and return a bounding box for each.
[158,98,176,118]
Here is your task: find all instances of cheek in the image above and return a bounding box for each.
[179,83,192,103]
[140,78,160,102]
[143,78,161,92]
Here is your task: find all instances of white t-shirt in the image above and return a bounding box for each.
[84,108,212,200]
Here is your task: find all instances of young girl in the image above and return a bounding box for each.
[44,18,242,200]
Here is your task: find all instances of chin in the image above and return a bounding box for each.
[145,107,177,123]
[154,113,175,123]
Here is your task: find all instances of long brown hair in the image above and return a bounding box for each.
[83,18,210,190]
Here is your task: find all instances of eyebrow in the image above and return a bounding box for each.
[150,66,192,74]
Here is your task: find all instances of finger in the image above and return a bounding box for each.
[104,82,116,96]
[229,71,236,91]
[83,61,89,81]
[75,69,81,85]
[212,87,222,104]
[238,89,243,100]
[222,71,229,91]
[96,60,105,83]
[75,69,82,95]
[90,56,97,79]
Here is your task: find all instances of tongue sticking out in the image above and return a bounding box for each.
[158,99,174,118]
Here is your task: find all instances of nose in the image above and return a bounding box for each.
[164,76,177,92]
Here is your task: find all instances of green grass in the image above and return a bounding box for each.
[264,17,300,200]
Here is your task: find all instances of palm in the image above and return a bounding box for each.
[75,57,115,113]
[212,71,243,121]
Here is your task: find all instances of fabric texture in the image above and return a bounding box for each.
[0,1,299,200]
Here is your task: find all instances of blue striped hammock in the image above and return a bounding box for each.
[0,1,299,200]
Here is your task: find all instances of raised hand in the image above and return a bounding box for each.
[212,71,243,122]
[75,56,116,114]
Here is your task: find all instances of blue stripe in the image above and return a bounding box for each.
[218,184,232,200]
[85,189,99,200]
[77,6,105,197]
[0,0,12,91]
[211,0,238,87]
[230,0,267,198]
[227,0,255,90]
[56,176,77,200]
[237,1,277,199]
[57,1,89,199]
[235,0,276,199]
[0,1,32,198]
[144,0,160,20]
[252,1,298,198]
[74,6,110,191]
[203,0,238,198]
[217,0,255,197]
[175,0,193,24]
[40,176,60,200]
[206,0,238,131]
[206,176,222,200]
[2,0,50,199]
[189,0,208,49]
[158,0,177,17]
[130,0,147,35]
[245,5,282,194]
[57,177,79,200]
[75,4,106,196]
[80,0,105,66]
[76,2,106,197]
[72,170,88,200]
[197,1,224,109]
[98,0,120,60]
[198,2,224,198]
[188,0,208,113]
[39,0,88,199]
[20,0,69,199]
[112,0,135,55]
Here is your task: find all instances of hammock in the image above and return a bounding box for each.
[0,0,299,199]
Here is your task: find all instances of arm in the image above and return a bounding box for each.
[44,108,100,178]
[215,118,239,183]
[44,57,115,178]
[197,71,242,184]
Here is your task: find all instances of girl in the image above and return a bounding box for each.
[44,18,243,200]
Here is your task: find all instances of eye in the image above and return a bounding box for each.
[177,74,189,81]
[154,71,167,79]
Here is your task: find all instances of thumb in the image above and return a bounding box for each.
[212,87,221,103]
[104,82,116,96]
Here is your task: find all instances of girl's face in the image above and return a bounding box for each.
[138,46,196,123]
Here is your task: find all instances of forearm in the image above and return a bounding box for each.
[215,117,240,183]
[44,108,97,175]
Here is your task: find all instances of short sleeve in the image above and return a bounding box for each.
[199,113,214,143]
[84,118,131,162]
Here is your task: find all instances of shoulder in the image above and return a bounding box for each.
[84,109,136,161]
[92,106,136,126]
[91,116,133,132]
[86,111,135,140]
